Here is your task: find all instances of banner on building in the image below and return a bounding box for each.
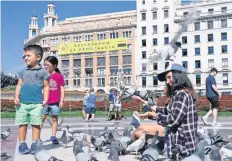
[58,38,128,55]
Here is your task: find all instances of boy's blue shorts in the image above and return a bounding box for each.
[42,103,61,116]
[85,107,96,114]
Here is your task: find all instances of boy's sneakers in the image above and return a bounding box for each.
[18,142,30,154]
[50,136,59,144]
[30,142,37,155]
[201,116,208,125]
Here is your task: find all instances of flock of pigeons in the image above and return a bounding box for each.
[1,116,232,161]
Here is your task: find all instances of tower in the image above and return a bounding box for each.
[44,2,58,28]
[29,15,39,39]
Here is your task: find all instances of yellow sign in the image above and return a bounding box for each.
[58,38,128,55]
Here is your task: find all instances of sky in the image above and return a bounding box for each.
[1,1,136,74]
[1,0,190,75]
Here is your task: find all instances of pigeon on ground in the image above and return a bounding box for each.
[1,152,11,160]
[74,140,98,161]
[124,131,148,155]
[140,131,159,161]
[66,125,82,136]
[90,135,106,151]
[182,140,209,161]
[47,117,64,131]
[108,147,120,161]
[1,128,11,141]
[34,139,63,161]
[60,130,74,148]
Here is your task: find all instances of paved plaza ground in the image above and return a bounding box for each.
[1,116,232,161]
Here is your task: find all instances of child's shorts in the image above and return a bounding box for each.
[114,106,122,112]
[42,103,61,116]
[85,107,96,114]
[15,103,43,125]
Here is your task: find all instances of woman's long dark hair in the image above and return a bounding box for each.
[44,56,61,74]
[166,71,198,102]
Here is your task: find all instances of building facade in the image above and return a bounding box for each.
[24,3,137,92]
[136,0,232,95]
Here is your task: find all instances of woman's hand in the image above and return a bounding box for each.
[59,101,63,108]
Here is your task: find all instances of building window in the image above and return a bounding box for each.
[98,78,105,87]
[141,13,146,21]
[207,21,213,29]
[85,58,93,67]
[110,77,117,86]
[85,78,92,87]
[221,45,228,53]
[182,49,188,56]
[183,12,188,17]
[221,19,227,28]
[97,57,105,66]
[85,68,93,76]
[182,36,187,44]
[221,7,227,13]
[222,58,228,67]
[142,51,146,59]
[142,0,145,5]
[195,60,201,68]
[123,76,131,86]
[164,37,169,45]
[123,55,131,64]
[194,35,200,43]
[153,38,158,46]
[110,56,118,65]
[65,80,68,86]
[142,39,146,47]
[196,74,201,85]
[164,24,169,32]
[223,73,228,85]
[73,79,80,86]
[153,11,157,19]
[194,22,200,31]
[73,59,81,67]
[153,76,158,86]
[97,68,105,76]
[110,67,118,75]
[142,64,146,72]
[97,33,106,40]
[142,77,146,87]
[51,38,58,45]
[221,32,227,40]
[73,35,82,42]
[123,65,132,75]
[182,61,188,69]
[208,47,214,55]
[110,32,118,39]
[195,48,200,55]
[208,59,214,68]
[62,60,69,68]
[142,27,146,35]
[164,10,169,18]
[208,8,214,14]
[123,31,132,38]
[153,62,158,70]
[85,34,93,41]
[208,34,213,42]
[62,37,69,43]
[153,25,157,34]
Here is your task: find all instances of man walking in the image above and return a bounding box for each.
[201,68,221,126]
[106,89,115,121]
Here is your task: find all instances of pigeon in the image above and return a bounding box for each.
[124,131,148,155]
[108,147,120,161]
[75,144,97,161]
[47,117,64,131]
[1,128,11,141]
[73,139,83,156]
[34,139,63,161]
[210,145,221,161]
[66,125,82,136]
[220,143,232,160]
[60,130,74,148]
[1,152,11,160]
[90,135,106,151]
[182,140,209,161]
[140,131,159,161]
